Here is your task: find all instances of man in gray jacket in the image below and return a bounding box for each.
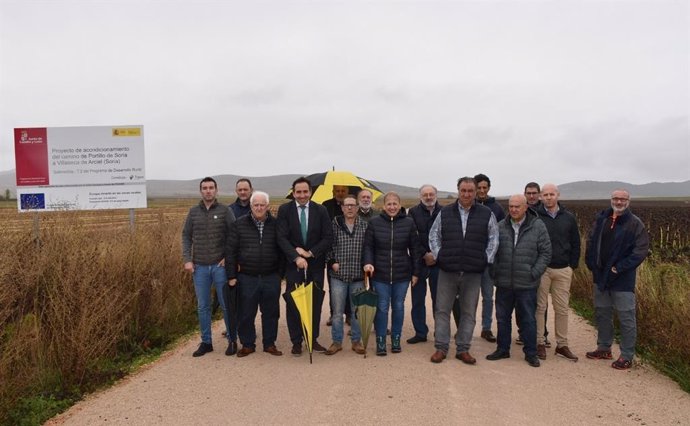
[182,177,236,357]
[486,194,551,367]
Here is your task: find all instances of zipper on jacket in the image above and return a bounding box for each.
[390,215,394,284]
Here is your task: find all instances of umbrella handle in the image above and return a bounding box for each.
[365,270,370,290]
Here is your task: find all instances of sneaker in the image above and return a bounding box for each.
[555,346,579,362]
[192,342,213,357]
[537,344,546,360]
[586,349,613,360]
[324,343,343,355]
[515,336,524,345]
[612,357,632,370]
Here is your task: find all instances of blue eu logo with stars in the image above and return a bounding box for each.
[20,193,46,210]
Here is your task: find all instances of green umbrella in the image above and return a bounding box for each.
[351,273,378,358]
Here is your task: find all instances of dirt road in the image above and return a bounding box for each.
[47,291,690,425]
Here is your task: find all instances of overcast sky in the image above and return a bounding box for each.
[1,0,688,196]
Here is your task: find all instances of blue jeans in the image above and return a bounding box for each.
[373,280,409,338]
[480,269,494,331]
[594,287,637,360]
[330,277,364,343]
[193,264,231,344]
[237,273,281,350]
[434,270,481,353]
[495,287,537,358]
[410,265,439,338]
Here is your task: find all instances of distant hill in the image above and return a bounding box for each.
[146,174,452,200]
[558,180,690,199]
[1,169,687,200]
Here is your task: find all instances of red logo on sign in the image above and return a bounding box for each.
[15,128,50,186]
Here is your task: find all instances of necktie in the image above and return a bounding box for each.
[299,205,307,244]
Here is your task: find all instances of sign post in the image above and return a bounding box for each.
[14,125,147,212]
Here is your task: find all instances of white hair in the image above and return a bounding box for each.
[250,191,269,204]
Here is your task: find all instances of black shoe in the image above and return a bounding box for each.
[291,343,302,356]
[481,330,497,343]
[312,341,327,353]
[407,335,427,344]
[526,356,541,367]
[225,341,238,356]
[486,350,510,361]
[193,342,213,357]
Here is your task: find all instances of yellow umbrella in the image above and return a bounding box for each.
[287,170,383,204]
[290,282,314,359]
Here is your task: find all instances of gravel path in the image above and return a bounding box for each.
[47,288,690,425]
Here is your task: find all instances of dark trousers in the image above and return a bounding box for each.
[411,265,439,338]
[495,287,538,358]
[284,267,325,345]
[237,273,281,350]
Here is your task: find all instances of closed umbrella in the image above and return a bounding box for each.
[282,269,325,364]
[351,272,377,358]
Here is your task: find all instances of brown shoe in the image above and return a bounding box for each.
[555,346,579,362]
[263,345,282,356]
[236,346,256,358]
[456,351,476,365]
[351,341,366,355]
[537,344,547,360]
[324,343,343,355]
[480,330,497,343]
[430,350,447,364]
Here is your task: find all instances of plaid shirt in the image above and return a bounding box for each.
[251,213,265,242]
[327,216,368,283]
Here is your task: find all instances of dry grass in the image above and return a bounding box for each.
[0,209,196,424]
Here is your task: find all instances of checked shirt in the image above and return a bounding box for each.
[327,216,368,283]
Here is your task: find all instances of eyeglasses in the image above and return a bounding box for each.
[611,198,629,202]
[342,204,358,208]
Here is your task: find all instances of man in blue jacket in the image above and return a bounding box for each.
[473,173,505,343]
[585,189,649,370]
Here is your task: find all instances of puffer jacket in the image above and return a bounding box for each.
[226,212,283,279]
[363,210,421,283]
[493,214,552,290]
[585,207,649,292]
[182,200,235,265]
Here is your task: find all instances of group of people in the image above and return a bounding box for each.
[181,174,649,370]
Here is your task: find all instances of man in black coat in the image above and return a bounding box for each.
[277,177,334,356]
[226,190,284,358]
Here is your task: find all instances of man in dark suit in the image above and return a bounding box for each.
[277,177,334,355]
